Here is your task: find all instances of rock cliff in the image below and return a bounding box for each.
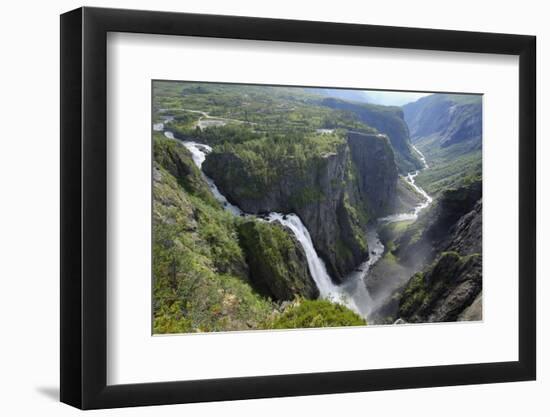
[320,98,423,173]
[395,180,483,322]
[396,180,482,269]
[347,132,398,215]
[398,251,482,322]
[203,131,400,282]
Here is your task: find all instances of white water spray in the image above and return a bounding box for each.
[266,213,339,298]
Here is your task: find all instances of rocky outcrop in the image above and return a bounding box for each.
[458,293,482,321]
[442,199,482,256]
[237,220,319,301]
[394,180,483,323]
[396,180,482,269]
[398,252,482,323]
[320,98,423,173]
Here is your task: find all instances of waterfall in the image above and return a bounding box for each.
[177,139,243,216]
[159,127,433,320]
[266,213,339,299]
[171,136,364,315]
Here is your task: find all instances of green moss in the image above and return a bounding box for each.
[399,272,427,316]
[265,299,366,329]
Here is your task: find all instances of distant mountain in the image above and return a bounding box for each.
[309,88,431,106]
[402,94,482,195]
[403,94,482,147]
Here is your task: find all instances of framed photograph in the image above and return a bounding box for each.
[60,6,536,409]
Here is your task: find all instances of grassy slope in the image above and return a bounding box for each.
[415,133,481,196]
[405,94,482,196]
[153,162,273,333]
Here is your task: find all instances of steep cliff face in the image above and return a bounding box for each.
[203,131,400,282]
[398,251,482,322]
[396,180,482,269]
[347,132,398,215]
[320,98,422,173]
[395,180,483,322]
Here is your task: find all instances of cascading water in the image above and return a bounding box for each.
[266,213,339,299]
[412,144,429,168]
[175,138,243,216]
[340,144,434,316]
[163,131,364,314]
[159,121,433,320]
[378,146,432,224]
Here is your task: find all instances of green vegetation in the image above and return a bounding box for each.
[153,133,218,206]
[398,252,482,321]
[153,160,273,333]
[153,133,366,333]
[208,130,346,201]
[154,81,377,138]
[379,219,414,248]
[237,220,318,301]
[265,299,366,329]
[398,272,428,317]
[404,93,482,196]
[415,133,481,195]
[152,81,483,330]
[320,97,423,173]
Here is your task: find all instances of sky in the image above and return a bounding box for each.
[362,90,432,106]
[315,88,432,106]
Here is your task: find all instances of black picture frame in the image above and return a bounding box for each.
[60,6,536,410]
